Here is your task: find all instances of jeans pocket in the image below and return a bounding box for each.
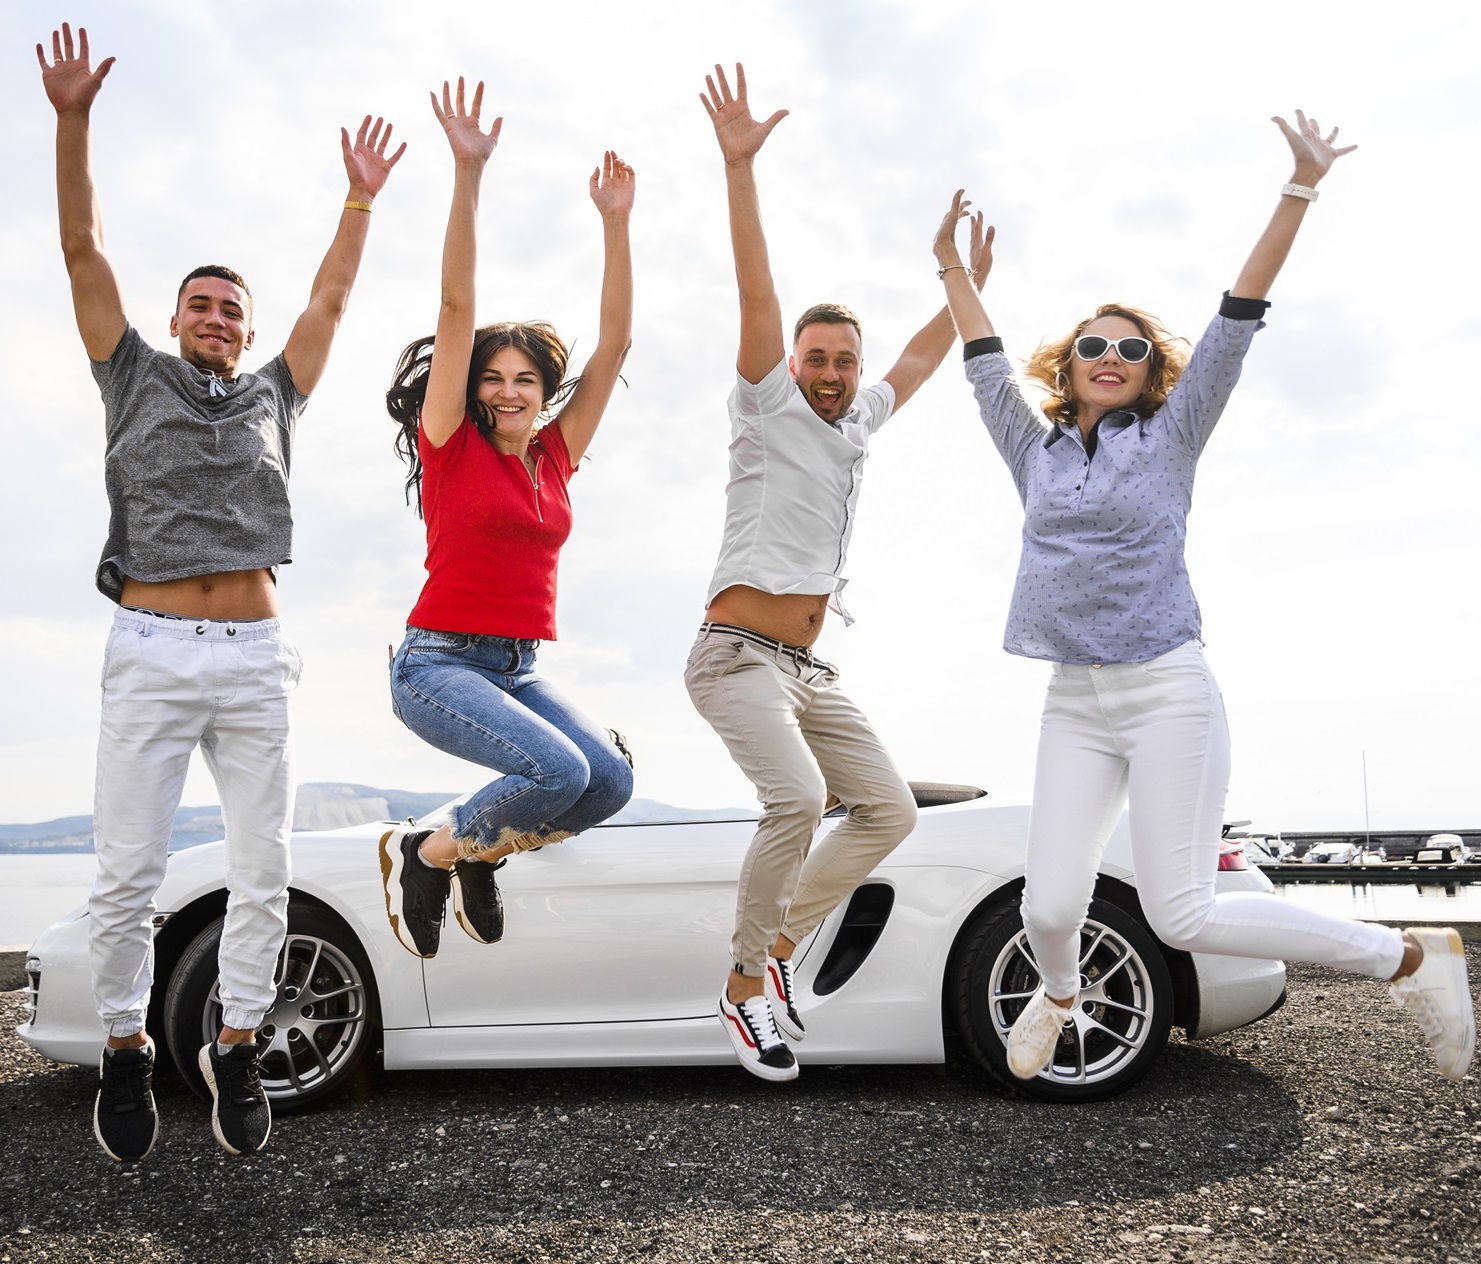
[99,626,123,690]
[388,656,405,723]
[407,628,473,656]
[1138,641,1206,684]
[281,637,305,690]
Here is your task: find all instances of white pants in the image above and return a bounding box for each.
[90,608,302,1036]
[1021,640,1404,1000]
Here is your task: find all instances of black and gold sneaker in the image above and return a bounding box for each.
[379,823,449,957]
[452,856,507,944]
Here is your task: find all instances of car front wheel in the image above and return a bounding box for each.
[162,904,379,1114]
[950,895,1173,1102]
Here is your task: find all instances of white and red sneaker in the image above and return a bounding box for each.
[718,992,798,1083]
[765,956,804,1043]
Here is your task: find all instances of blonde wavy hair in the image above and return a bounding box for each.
[1023,304,1191,427]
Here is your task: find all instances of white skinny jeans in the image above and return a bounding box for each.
[1021,640,1403,1000]
[90,608,302,1036]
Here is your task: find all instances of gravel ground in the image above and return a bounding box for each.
[2,950,1479,1264]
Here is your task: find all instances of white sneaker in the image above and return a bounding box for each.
[765,956,804,1043]
[1390,927,1475,1081]
[1007,986,1076,1080]
[718,992,798,1083]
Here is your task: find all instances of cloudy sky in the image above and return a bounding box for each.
[3,0,1477,833]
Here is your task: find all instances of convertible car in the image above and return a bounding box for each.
[17,783,1286,1107]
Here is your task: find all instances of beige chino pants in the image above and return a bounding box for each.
[684,628,918,976]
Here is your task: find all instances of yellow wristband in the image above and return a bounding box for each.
[344,200,373,213]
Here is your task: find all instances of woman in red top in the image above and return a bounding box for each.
[378,78,635,958]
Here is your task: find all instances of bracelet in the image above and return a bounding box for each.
[937,264,975,279]
[1279,183,1318,202]
[344,200,373,213]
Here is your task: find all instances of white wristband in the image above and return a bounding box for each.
[1280,182,1319,202]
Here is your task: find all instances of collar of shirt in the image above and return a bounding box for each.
[1043,408,1140,450]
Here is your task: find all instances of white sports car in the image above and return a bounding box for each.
[16,783,1286,1107]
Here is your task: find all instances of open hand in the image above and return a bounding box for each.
[933,189,972,266]
[431,77,502,167]
[969,211,994,293]
[935,189,994,290]
[589,151,636,219]
[1273,109,1356,186]
[341,115,406,200]
[37,22,113,115]
[700,63,788,165]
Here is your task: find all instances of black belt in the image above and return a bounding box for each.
[699,622,831,669]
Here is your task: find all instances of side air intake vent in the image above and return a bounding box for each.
[813,883,895,995]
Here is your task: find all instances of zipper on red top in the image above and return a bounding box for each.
[526,449,544,523]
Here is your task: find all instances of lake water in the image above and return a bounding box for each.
[1,855,98,948]
[4,854,1480,951]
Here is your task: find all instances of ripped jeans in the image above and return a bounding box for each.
[390,627,632,851]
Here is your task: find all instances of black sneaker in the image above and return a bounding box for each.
[452,856,507,944]
[379,823,449,957]
[198,1043,271,1155]
[718,992,798,1082]
[94,1039,159,1163]
[765,955,805,1042]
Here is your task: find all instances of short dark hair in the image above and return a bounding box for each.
[177,265,253,315]
[387,321,578,517]
[793,302,862,347]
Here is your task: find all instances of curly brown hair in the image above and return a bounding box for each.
[1023,304,1190,427]
[386,322,578,516]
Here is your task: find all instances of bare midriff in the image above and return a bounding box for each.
[119,568,279,621]
[704,584,829,648]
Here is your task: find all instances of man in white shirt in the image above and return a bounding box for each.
[685,64,988,1081]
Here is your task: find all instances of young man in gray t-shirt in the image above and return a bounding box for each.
[38,22,403,1162]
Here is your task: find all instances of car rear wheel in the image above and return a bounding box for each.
[950,895,1173,1102]
[162,905,379,1114]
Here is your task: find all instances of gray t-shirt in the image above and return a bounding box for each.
[90,326,309,601]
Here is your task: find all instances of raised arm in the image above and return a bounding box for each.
[1229,109,1356,301]
[280,114,405,395]
[700,64,789,385]
[882,198,994,411]
[555,152,635,464]
[932,189,997,345]
[418,78,502,450]
[39,23,125,362]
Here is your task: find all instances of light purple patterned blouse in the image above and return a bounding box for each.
[966,302,1265,664]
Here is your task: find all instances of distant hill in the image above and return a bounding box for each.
[0,786,756,853]
[0,783,456,854]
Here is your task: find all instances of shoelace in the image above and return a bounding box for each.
[1392,978,1451,1043]
[770,957,794,1001]
[740,997,784,1051]
[101,1055,152,1112]
[219,1051,265,1105]
[1021,995,1073,1042]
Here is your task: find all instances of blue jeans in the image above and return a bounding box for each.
[390,627,633,849]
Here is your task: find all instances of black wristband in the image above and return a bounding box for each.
[1219,291,1271,321]
[963,336,1004,361]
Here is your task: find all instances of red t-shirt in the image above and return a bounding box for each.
[407,417,575,639]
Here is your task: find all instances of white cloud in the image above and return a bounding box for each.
[2,0,1477,832]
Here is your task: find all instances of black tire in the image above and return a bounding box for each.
[162,904,379,1114]
[950,894,1173,1102]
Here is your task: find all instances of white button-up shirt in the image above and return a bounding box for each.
[705,358,895,625]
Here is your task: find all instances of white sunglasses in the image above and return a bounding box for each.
[1073,334,1152,364]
